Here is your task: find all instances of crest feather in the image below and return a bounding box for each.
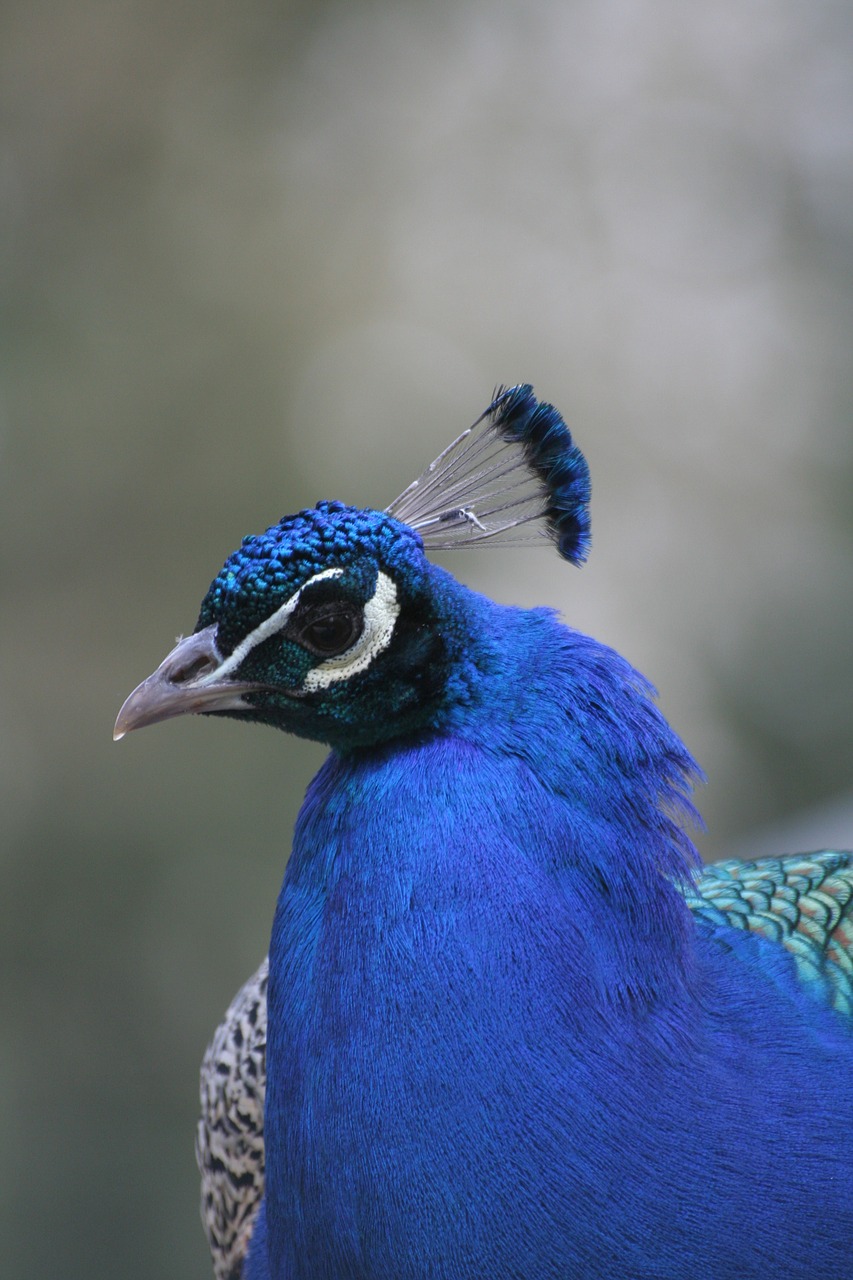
[386,385,591,564]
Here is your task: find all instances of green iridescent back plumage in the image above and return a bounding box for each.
[685,851,853,1018]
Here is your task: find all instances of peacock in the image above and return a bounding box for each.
[115,386,853,1280]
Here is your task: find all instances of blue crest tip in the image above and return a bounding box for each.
[489,384,592,565]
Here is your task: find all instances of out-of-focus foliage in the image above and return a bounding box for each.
[1,1,851,1276]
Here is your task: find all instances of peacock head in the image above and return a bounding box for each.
[114,385,591,751]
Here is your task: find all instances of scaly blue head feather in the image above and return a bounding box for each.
[189,502,488,750]
[114,386,592,749]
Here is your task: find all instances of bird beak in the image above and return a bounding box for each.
[114,625,263,740]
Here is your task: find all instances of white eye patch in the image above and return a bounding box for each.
[303,570,399,691]
[196,566,399,690]
[197,567,344,685]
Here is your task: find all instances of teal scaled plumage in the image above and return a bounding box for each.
[116,386,853,1280]
[685,851,853,1017]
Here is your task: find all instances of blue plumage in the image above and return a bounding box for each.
[116,387,853,1279]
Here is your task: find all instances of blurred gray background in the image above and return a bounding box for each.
[2,1,852,1276]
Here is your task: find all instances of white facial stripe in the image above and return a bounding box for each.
[198,567,344,684]
[303,570,399,691]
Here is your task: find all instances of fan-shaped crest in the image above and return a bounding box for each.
[386,385,591,564]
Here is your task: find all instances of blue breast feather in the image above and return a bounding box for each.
[239,597,852,1280]
[117,386,853,1279]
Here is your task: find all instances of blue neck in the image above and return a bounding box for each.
[453,598,702,1002]
[262,598,701,1276]
[272,593,702,1013]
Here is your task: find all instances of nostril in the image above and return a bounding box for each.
[171,654,218,685]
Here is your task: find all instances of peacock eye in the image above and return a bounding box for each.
[294,601,364,657]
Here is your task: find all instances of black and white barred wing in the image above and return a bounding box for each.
[197,959,268,1280]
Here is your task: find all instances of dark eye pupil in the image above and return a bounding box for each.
[300,606,362,656]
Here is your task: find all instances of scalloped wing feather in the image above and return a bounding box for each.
[684,850,853,1017]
